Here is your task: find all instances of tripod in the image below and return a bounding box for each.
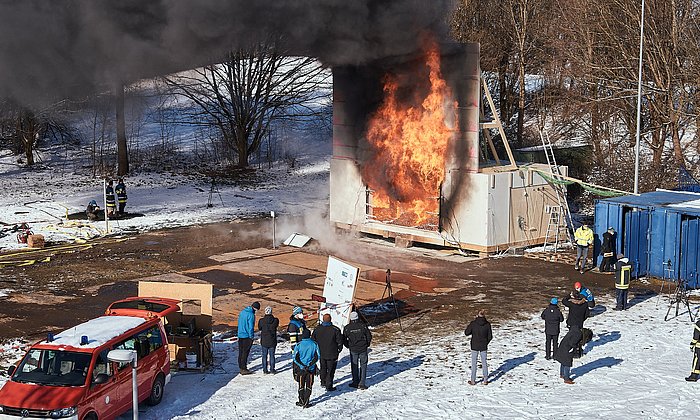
[207,177,224,208]
[665,278,695,322]
[657,259,674,307]
[373,269,403,331]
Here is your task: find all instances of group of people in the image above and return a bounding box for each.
[85,178,128,221]
[235,303,372,408]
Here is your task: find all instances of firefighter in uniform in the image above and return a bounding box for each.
[287,306,307,352]
[614,253,632,310]
[115,178,128,215]
[574,223,594,274]
[686,318,700,382]
[105,179,116,217]
[599,227,616,272]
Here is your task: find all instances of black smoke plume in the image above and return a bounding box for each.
[0,0,453,107]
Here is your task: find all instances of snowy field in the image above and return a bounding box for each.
[93,294,696,419]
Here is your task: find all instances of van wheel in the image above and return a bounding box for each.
[84,413,98,420]
[147,373,165,406]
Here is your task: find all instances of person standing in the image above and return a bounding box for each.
[258,306,279,374]
[312,313,344,391]
[115,178,128,215]
[105,179,116,217]
[292,329,320,408]
[554,324,582,384]
[686,318,700,382]
[343,311,372,390]
[574,223,594,274]
[287,306,307,352]
[574,281,596,309]
[541,298,564,360]
[465,310,493,385]
[614,254,632,311]
[599,227,616,273]
[562,291,589,330]
[237,301,260,375]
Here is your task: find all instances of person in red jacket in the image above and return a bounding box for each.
[465,309,493,385]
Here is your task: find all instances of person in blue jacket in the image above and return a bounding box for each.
[292,329,320,408]
[574,281,595,309]
[237,301,260,375]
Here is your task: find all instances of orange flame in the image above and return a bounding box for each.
[362,41,457,228]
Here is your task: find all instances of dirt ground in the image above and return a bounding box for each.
[0,217,655,346]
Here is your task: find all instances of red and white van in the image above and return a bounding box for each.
[0,297,180,420]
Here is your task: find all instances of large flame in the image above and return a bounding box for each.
[362,42,457,228]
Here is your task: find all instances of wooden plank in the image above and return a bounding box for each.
[482,78,517,170]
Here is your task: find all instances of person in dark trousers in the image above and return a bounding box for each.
[343,311,372,390]
[686,318,700,382]
[86,200,100,221]
[464,309,493,385]
[574,281,596,309]
[292,329,320,408]
[105,179,116,217]
[258,306,279,374]
[237,301,260,375]
[599,227,616,272]
[287,306,307,352]
[614,254,632,310]
[115,178,128,215]
[312,313,344,391]
[555,325,582,384]
[541,298,564,360]
[562,291,589,330]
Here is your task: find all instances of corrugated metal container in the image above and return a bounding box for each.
[594,190,700,287]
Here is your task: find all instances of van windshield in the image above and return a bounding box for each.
[13,349,92,387]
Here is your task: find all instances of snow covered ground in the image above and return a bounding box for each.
[95,294,695,419]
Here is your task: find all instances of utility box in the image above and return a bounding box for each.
[138,281,214,371]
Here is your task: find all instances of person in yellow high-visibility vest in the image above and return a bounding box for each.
[613,253,631,310]
[574,223,594,274]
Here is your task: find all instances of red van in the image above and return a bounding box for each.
[0,297,179,420]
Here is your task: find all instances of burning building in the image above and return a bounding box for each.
[330,42,564,253]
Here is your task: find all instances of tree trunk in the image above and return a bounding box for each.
[116,82,129,176]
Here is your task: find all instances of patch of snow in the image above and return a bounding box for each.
[44,316,146,349]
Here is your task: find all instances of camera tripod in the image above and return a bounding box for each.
[207,177,224,208]
[664,278,695,322]
[372,269,403,331]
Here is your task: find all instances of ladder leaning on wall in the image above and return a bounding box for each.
[539,128,575,251]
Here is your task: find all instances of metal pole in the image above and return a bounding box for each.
[131,356,138,420]
[103,178,109,233]
[271,211,276,249]
[634,0,645,195]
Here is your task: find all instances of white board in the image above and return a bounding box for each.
[283,232,312,248]
[320,256,360,330]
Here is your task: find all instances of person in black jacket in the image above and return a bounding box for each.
[258,306,279,374]
[312,313,344,391]
[105,179,116,217]
[343,311,372,390]
[599,227,616,272]
[541,298,564,360]
[562,292,589,330]
[464,310,493,385]
[555,325,582,384]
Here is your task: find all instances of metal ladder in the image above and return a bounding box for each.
[543,205,566,252]
[539,128,575,248]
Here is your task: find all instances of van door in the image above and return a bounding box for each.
[85,350,120,419]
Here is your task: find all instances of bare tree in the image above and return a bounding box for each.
[162,42,331,168]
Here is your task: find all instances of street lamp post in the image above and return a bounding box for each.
[634,0,646,195]
[108,350,138,420]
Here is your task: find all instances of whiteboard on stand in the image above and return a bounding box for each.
[321,256,360,330]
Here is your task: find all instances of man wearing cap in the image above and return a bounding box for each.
[258,306,279,374]
[599,227,617,273]
[312,313,344,391]
[574,281,595,309]
[292,329,321,408]
[541,298,564,360]
[574,223,594,274]
[614,254,632,310]
[343,311,372,390]
[287,306,307,352]
[237,301,260,375]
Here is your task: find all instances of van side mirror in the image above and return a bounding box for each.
[6,365,15,377]
[92,373,110,386]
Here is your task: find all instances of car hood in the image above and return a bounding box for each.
[0,381,84,409]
